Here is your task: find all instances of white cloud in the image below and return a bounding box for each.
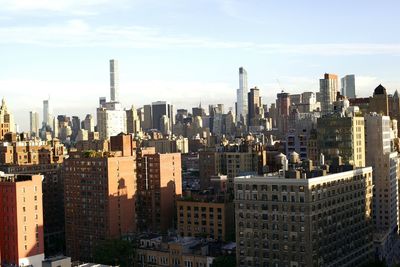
[0,0,118,12]
[0,20,400,56]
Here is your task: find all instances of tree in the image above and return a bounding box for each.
[93,239,134,267]
[212,255,236,267]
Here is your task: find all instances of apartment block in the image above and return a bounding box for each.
[234,164,374,267]
[0,174,44,267]
[177,198,234,241]
[63,135,137,261]
[136,150,182,233]
[317,114,365,167]
[137,236,217,267]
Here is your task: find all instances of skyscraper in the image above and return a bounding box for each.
[97,60,126,140]
[341,74,356,98]
[29,111,40,137]
[126,105,141,134]
[276,92,290,135]
[0,98,14,139]
[236,67,248,125]
[365,113,399,265]
[320,73,338,114]
[82,114,94,132]
[151,101,173,132]
[248,87,262,126]
[42,99,52,128]
[110,59,119,102]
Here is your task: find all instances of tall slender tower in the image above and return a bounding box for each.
[236,67,248,125]
[110,59,119,102]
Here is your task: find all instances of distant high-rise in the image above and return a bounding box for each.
[97,60,126,140]
[0,98,14,139]
[110,59,119,102]
[82,114,94,132]
[126,105,141,134]
[151,101,173,132]
[248,87,262,126]
[276,92,290,134]
[341,74,356,98]
[320,73,339,114]
[43,99,52,128]
[236,67,248,125]
[99,97,106,107]
[142,105,153,130]
[29,111,40,137]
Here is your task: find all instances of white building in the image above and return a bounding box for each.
[365,113,399,265]
[236,67,248,125]
[97,102,126,140]
[96,59,127,140]
[341,74,356,99]
[29,111,39,137]
[319,73,338,115]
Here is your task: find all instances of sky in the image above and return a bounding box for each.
[1,0,400,130]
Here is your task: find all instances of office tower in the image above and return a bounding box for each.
[99,97,106,107]
[142,104,153,130]
[320,73,339,114]
[175,109,188,124]
[317,115,365,167]
[97,61,127,140]
[30,111,40,137]
[136,149,182,233]
[236,67,248,125]
[110,59,119,102]
[0,98,14,139]
[369,84,389,116]
[248,87,262,126]
[82,114,94,132]
[76,129,88,141]
[64,134,137,261]
[52,117,58,139]
[341,74,356,98]
[177,198,234,241]
[192,104,205,117]
[365,114,399,265]
[159,115,170,135]
[276,92,290,135]
[71,116,80,141]
[234,164,374,267]
[0,174,45,267]
[126,105,141,134]
[42,99,53,128]
[151,101,173,132]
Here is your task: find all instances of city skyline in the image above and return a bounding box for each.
[2,0,400,130]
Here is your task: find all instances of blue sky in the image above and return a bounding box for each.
[1,0,400,130]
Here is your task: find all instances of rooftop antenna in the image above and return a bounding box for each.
[276,79,285,92]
